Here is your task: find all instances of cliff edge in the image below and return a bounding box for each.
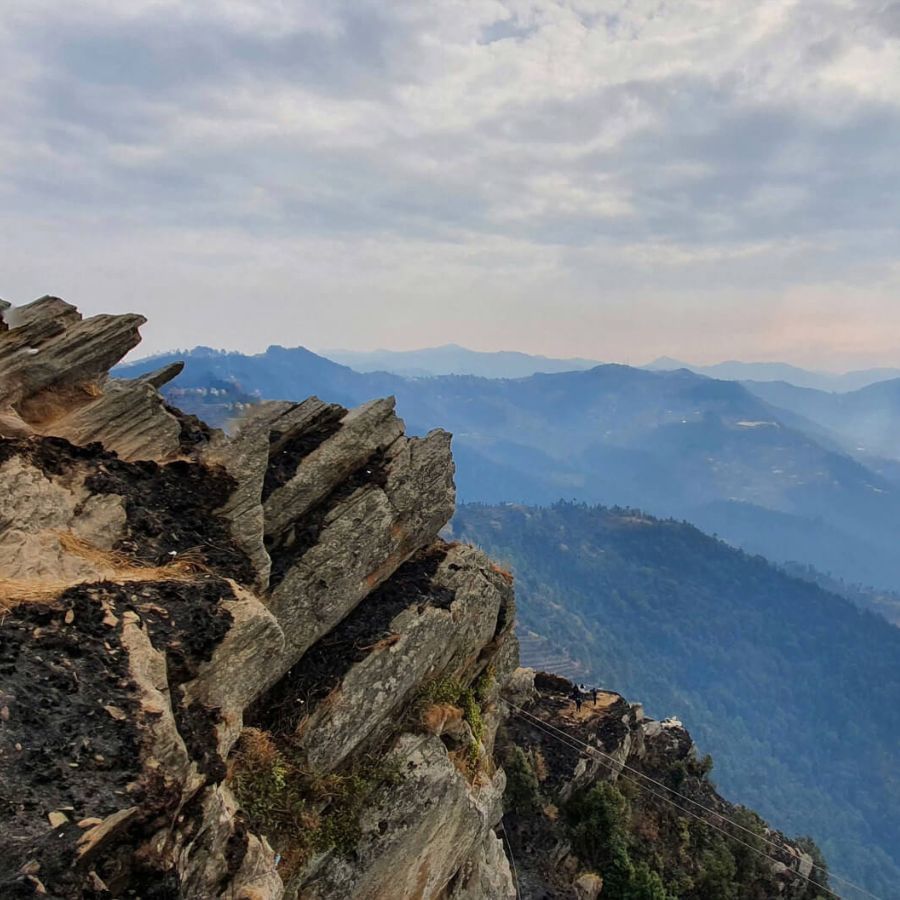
[0,297,831,899]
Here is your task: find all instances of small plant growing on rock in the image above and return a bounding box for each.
[229,728,317,873]
[416,676,489,777]
[229,729,404,880]
[475,664,496,702]
[461,687,484,746]
[418,675,465,707]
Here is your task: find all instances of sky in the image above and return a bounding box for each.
[1,0,899,369]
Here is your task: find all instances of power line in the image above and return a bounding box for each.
[511,706,841,900]
[507,701,882,900]
[499,817,521,899]
[508,701,883,900]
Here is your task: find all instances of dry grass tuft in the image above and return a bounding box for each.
[0,531,207,610]
[489,562,514,584]
[232,726,281,771]
[421,702,463,735]
[532,748,549,782]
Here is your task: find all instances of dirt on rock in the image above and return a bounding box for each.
[129,577,237,780]
[0,576,240,896]
[163,403,217,453]
[0,434,255,585]
[85,457,254,583]
[0,584,142,892]
[261,405,345,502]
[0,435,119,477]
[133,578,234,683]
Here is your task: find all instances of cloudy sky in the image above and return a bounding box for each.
[2,0,899,367]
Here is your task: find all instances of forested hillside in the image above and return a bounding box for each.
[451,502,900,897]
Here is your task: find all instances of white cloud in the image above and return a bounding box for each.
[0,0,898,366]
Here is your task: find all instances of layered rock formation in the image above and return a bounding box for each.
[0,297,516,899]
[0,297,832,899]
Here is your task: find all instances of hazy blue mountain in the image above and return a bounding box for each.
[646,357,900,392]
[117,348,900,593]
[321,343,602,378]
[450,501,900,898]
[746,377,900,463]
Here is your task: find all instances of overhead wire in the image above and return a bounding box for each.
[512,702,840,887]
[510,705,841,899]
[508,700,883,900]
[506,700,882,900]
[499,817,521,899]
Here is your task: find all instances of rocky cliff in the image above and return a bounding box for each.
[0,296,515,899]
[498,671,830,899]
[0,297,830,899]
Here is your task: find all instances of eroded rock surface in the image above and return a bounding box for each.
[0,297,515,899]
[299,734,511,900]
[0,296,831,900]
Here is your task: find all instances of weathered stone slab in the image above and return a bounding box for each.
[46,379,183,461]
[266,427,455,681]
[263,397,402,538]
[295,543,511,772]
[298,734,508,900]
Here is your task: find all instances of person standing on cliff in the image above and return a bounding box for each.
[571,685,583,713]
[592,687,599,706]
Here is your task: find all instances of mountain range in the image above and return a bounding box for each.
[321,344,602,378]
[744,377,900,463]
[646,357,900,392]
[118,346,900,597]
[311,344,900,390]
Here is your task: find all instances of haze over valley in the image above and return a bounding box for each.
[121,344,900,600]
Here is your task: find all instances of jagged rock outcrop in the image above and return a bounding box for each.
[498,670,829,899]
[278,542,515,774]
[0,296,832,900]
[299,733,508,900]
[0,297,515,899]
[0,297,187,461]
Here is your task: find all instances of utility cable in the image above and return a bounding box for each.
[499,817,521,899]
[508,700,882,900]
[508,701,881,900]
